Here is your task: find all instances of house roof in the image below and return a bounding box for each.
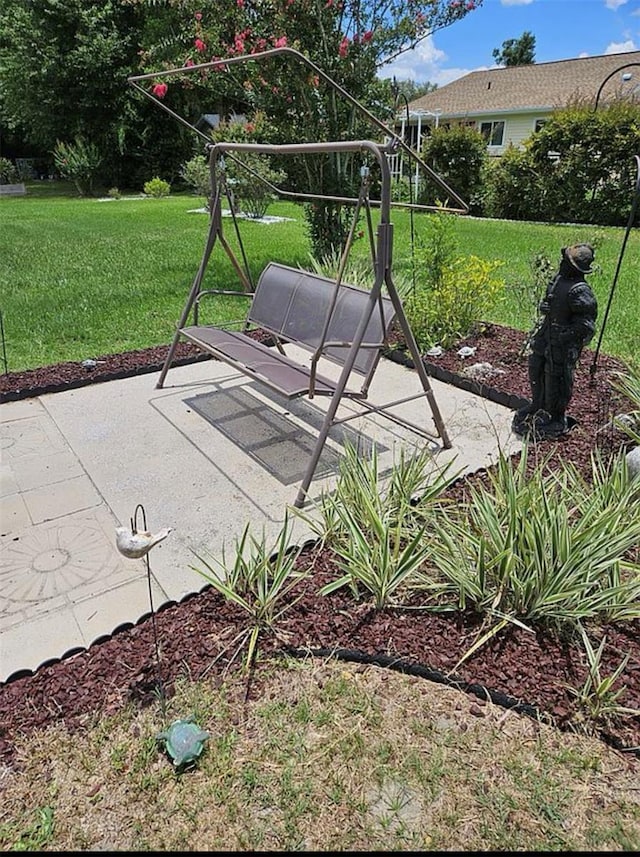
[408,51,640,118]
[195,113,221,130]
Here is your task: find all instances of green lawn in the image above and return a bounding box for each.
[1,189,637,372]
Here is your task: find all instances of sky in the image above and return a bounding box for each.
[381,0,640,86]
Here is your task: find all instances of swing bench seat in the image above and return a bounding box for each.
[179,262,397,400]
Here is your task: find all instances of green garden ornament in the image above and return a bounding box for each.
[156,716,210,769]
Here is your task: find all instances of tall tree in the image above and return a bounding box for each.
[0,0,198,186]
[0,2,134,169]
[133,0,483,256]
[389,79,439,102]
[492,31,535,67]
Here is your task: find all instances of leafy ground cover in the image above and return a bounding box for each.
[1,324,639,851]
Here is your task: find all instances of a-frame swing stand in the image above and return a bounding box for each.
[156,138,452,508]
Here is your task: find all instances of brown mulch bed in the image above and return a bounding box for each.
[1,323,639,770]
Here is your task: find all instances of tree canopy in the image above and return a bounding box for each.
[0,1,140,152]
[492,31,535,67]
[389,79,439,102]
[132,0,483,255]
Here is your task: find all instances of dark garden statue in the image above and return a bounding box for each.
[512,244,598,439]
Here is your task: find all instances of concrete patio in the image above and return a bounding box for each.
[0,352,521,682]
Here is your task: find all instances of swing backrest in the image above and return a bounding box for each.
[248,262,396,376]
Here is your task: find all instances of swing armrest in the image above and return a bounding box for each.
[193,289,256,329]
[195,289,255,305]
[307,340,381,397]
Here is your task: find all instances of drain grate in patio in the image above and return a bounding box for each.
[185,387,382,485]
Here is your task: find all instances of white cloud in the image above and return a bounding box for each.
[500,0,534,6]
[605,39,637,53]
[378,36,491,86]
[605,0,628,11]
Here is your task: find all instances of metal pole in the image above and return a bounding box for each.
[391,81,416,291]
[589,154,640,382]
[592,63,640,112]
[129,46,468,213]
[0,310,8,374]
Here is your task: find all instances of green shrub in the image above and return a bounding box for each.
[209,113,284,219]
[529,102,640,226]
[228,153,286,219]
[411,207,458,293]
[180,154,211,204]
[107,187,122,200]
[0,157,19,184]
[405,255,504,350]
[53,137,102,197]
[419,124,488,214]
[143,177,171,198]
[390,175,412,203]
[483,102,640,226]
[411,447,640,631]
[403,210,505,350]
[482,145,544,221]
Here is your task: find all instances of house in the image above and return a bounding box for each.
[195,113,222,134]
[398,50,640,158]
[194,112,247,135]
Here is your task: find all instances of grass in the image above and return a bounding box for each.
[1,184,638,372]
[1,660,639,851]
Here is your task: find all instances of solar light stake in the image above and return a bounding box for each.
[115,504,169,716]
[134,504,164,713]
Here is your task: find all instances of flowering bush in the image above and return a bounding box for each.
[136,1,484,257]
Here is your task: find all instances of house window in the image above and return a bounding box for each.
[534,119,547,132]
[479,120,505,146]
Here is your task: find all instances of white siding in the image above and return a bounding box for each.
[475,111,554,155]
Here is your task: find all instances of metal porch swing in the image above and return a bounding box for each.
[128,48,468,508]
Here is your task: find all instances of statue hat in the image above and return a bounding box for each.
[564,244,594,274]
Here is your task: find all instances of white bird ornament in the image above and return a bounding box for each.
[115,525,173,559]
